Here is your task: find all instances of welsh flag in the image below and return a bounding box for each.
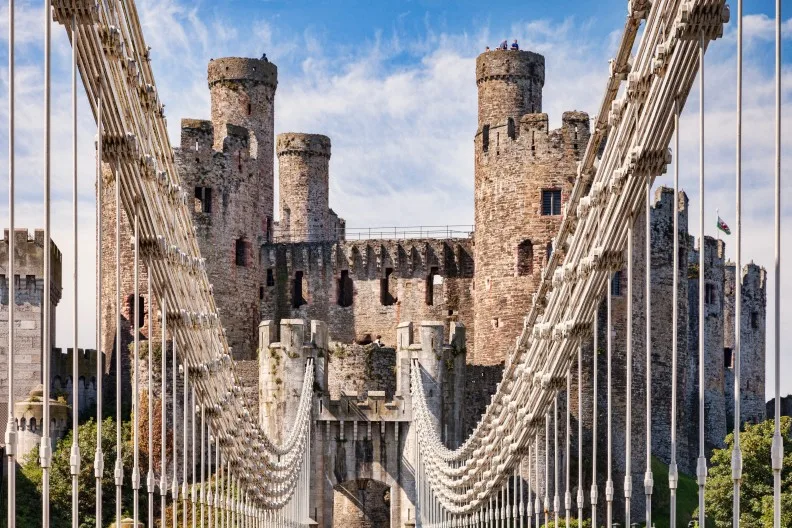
[717,216,731,235]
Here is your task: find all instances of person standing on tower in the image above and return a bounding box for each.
[511,39,519,50]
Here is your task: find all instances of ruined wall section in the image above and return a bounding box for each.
[648,188,692,468]
[174,119,261,360]
[258,239,474,350]
[723,262,767,429]
[0,229,62,409]
[687,236,727,454]
[277,133,341,242]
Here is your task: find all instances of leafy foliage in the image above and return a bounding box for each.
[696,417,792,528]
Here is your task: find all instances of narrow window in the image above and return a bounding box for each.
[266,269,275,287]
[517,240,534,276]
[507,117,516,140]
[380,268,396,306]
[235,238,248,267]
[337,270,353,307]
[546,241,553,264]
[293,271,306,308]
[611,271,622,297]
[259,286,264,300]
[247,102,252,115]
[541,189,562,215]
[426,266,438,306]
[751,312,759,329]
[265,216,272,243]
[723,347,733,368]
[194,186,212,213]
[127,294,145,327]
[705,283,716,304]
[482,125,490,152]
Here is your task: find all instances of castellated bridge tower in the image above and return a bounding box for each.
[472,50,589,365]
[277,133,338,242]
[172,57,277,361]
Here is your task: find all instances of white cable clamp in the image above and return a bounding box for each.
[113,456,124,486]
[644,469,654,495]
[696,456,708,486]
[69,443,81,476]
[93,448,104,478]
[39,439,52,468]
[131,467,140,490]
[771,433,784,471]
[605,479,614,501]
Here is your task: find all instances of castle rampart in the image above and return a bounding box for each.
[258,238,474,350]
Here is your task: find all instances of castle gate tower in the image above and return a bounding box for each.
[472,50,589,365]
[276,133,333,242]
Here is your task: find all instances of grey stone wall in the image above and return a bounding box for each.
[0,229,62,429]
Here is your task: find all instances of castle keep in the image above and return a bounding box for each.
[83,48,766,527]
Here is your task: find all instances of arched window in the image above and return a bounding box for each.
[517,240,533,276]
[29,417,36,433]
[507,117,516,140]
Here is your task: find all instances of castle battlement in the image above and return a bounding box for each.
[207,57,277,89]
[179,118,253,158]
[277,133,331,159]
[50,347,101,383]
[260,238,474,280]
[0,229,63,288]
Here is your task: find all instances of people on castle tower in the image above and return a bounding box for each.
[499,40,508,50]
[485,46,490,52]
[261,52,268,62]
[511,39,519,50]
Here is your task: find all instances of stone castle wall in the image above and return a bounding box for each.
[258,239,474,352]
[0,229,62,420]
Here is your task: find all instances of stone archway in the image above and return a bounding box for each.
[332,478,391,528]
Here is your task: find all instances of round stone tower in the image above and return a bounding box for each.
[476,50,544,128]
[208,57,278,228]
[472,50,586,365]
[276,133,332,242]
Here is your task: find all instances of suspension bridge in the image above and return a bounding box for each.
[2,0,786,527]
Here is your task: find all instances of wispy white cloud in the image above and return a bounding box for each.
[0,1,790,399]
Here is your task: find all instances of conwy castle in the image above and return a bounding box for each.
[1,48,768,525]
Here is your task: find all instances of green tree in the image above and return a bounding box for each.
[15,417,135,528]
[697,417,792,528]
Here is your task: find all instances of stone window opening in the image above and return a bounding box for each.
[338,270,353,307]
[292,271,307,308]
[194,186,212,214]
[751,311,759,329]
[507,117,516,140]
[235,238,249,267]
[265,216,273,243]
[247,102,252,115]
[611,271,622,297]
[541,189,562,215]
[724,347,734,368]
[496,131,500,155]
[237,151,242,172]
[259,286,264,300]
[546,241,553,264]
[426,266,439,306]
[531,131,535,154]
[482,124,490,152]
[126,294,145,328]
[517,240,534,276]
[573,125,579,151]
[29,417,36,433]
[266,268,275,287]
[380,268,396,306]
[705,283,716,304]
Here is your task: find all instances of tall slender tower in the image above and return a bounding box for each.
[173,57,278,360]
[472,50,588,365]
[276,133,332,242]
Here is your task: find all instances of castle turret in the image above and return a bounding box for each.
[276,133,334,242]
[472,50,588,365]
[208,57,277,222]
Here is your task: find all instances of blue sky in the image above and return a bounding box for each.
[0,0,791,398]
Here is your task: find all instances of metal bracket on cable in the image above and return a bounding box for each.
[52,0,99,25]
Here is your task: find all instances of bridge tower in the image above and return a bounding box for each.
[276,133,336,242]
[472,49,589,365]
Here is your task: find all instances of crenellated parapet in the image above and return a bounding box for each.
[260,238,474,281]
[0,229,63,305]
